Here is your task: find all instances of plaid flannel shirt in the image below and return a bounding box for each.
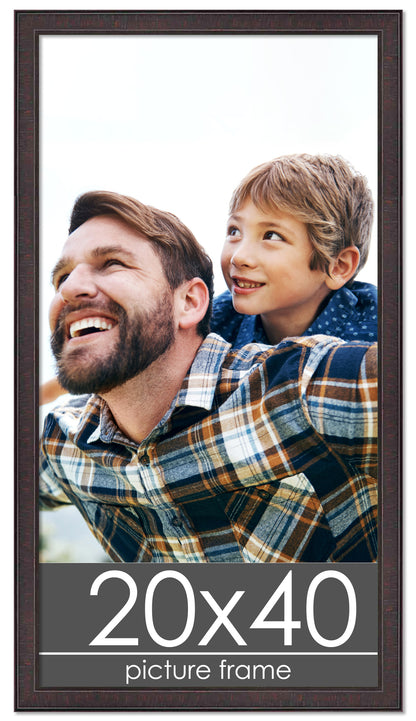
[40,333,378,563]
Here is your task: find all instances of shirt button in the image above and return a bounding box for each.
[172,515,183,527]
[140,453,150,465]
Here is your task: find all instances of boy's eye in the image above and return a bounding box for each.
[226,226,241,239]
[264,230,284,241]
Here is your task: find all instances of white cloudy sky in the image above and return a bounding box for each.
[39,32,378,382]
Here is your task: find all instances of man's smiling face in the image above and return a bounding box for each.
[49,215,176,395]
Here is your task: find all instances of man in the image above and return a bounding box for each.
[40,190,377,563]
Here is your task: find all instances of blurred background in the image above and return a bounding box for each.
[39,32,378,562]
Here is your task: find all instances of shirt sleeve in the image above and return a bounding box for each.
[303,341,378,478]
[39,434,73,510]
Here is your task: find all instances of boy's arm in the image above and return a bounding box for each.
[40,377,66,405]
[304,342,378,477]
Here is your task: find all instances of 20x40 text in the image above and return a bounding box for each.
[89,569,357,649]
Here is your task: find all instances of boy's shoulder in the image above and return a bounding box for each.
[211,289,235,319]
[211,282,378,346]
[308,281,377,342]
[211,290,253,344]
[348,280,377,301]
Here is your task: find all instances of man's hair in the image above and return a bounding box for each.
[229,153,374,280]
[69,190,214,336]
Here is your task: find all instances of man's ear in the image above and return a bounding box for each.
[325,246,361,290]
[177,277,210,330]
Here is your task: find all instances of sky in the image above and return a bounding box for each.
[39,31,378,382]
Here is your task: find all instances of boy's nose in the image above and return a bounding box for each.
[230,241,258,269]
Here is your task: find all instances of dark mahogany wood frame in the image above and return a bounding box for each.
[15,10,402,711]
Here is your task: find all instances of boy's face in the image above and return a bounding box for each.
[221,200,332,333]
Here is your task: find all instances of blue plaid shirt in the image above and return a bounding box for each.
[40,334,377,563]
[211,281,377,348]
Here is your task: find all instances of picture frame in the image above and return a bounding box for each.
[15,9,402,712]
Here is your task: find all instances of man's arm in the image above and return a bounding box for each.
[39,430,72,510]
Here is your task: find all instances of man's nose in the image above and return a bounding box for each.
[59,264,98,303]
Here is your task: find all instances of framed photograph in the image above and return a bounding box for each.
[15,10,401,711]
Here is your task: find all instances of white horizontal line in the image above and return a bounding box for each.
[40,651,378,657]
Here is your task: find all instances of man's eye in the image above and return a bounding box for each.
[55,273,69,289]
[103,259,125,268]
[264,231,284,241]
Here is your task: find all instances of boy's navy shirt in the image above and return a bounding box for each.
[210,280,377,347]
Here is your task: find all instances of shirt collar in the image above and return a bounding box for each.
[73,394,120,446]
[173,333,232,410]
[306,285,359,334]
[81,333,232,445]
[326,284,359,311]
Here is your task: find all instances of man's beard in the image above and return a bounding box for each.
[51,293,175,395]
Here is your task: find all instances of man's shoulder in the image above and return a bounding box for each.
[44,393,93,415]
[221,333,375,378]
[209,334,376,419]
[41,393,98,438]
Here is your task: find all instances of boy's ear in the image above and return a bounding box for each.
[177,277,210,331]
[325,246,361,290]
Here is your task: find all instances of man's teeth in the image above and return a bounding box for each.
[69,317,113,338]
[234,280,263,289]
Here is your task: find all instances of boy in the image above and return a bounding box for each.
[211,153,377,347]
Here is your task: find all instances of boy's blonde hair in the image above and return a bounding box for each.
[229,154,374,279]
